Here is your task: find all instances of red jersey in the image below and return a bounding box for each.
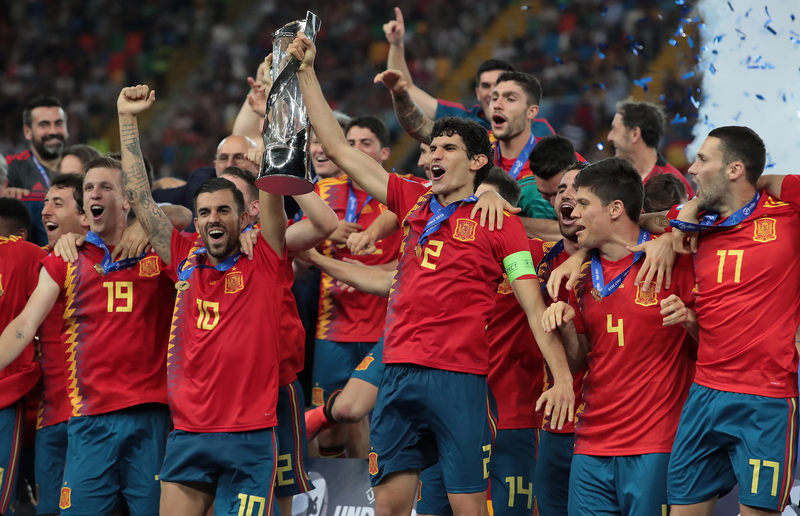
[692,185,800,398]
[570,247,696,456]
[644,155,695,198]
[487,238,545,430]
[383,174,536,375]
[530,239,587,434]
[41,243,172,417]
[36,299,71,428]
[0,236,44,409]
[279,255,305,386]
[168,229,285,432]
[312,176,402,342]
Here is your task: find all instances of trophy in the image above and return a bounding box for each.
[255,11,322,195]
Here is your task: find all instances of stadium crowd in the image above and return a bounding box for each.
[0,4,796,516]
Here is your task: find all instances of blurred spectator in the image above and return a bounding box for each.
[152,177,186,190]
[643,172,688,213]
[57,144,102,175]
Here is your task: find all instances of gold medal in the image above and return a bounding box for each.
[94,263,106,276]
[175,281,191,292]
[0,289,4,297]
[415,244,422,258]
[591,288,602,302]
[655,215,670,228]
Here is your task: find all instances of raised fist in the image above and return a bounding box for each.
[118,85,156,116]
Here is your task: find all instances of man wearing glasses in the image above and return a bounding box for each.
[152,135,258,230]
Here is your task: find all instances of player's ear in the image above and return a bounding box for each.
[609,199,625,220]
[726,161,746,182]
[470,153,489,171]
[23,125,33,141]
[526,103,539,121]
[380,147,390,162]
[15,227,28,240]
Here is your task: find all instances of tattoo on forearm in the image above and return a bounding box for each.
[392,91,433,144]
[15,331,24,341]
[119,120,172,262]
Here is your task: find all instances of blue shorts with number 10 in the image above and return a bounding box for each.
[668,384,799,512]
[369,364,497,492]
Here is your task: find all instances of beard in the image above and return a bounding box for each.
[33,134,66,160]
[696,167,729,214]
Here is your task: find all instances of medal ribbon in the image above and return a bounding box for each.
[536,239,565,291]
[31,154,51,189]
[177,247,241,282]
[494,133,536,180]
[85,231,147,274]
[417,194,478,249]
[345,180,372,223]
[590,229,649,299]
[669,191,760,232]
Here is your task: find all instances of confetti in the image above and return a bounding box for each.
[555,57,564,64]
[766,26,776,35]
[671,114,688,124]
[593,83,606,89]
[559,2,565,10]
[690,95,700,108]
[675,26,685,37]
[792,14,796,21]
[709,63,717,74]
[597,49,606,59]
[765,7,771,17]
[756,94,765,100]
[701,45,709,51]
[733,111,742,121]
[676,0,685,4]
[601,7,607,16]
[682,71,695,79]
[783,94,787,103]
[597,143,604,150]
[736,28,747,40]
[688,36,695,48]
[713,35,725,44]
[728,1,734,11]
[660,94,666,101]
[669,39,678,46]
[745,7,752,17]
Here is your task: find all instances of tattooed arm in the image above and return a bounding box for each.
[0,268,60,370]
[375,69,433,144]
[117,85,175,265]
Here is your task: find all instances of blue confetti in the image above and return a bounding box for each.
[593,83,606,90]
[690,95,700,108]
[745,7,752,17]
[688,36,695,48]
[596,143,604,150]
[660,94,666,101]
[712,50,719,54]
[755,55,761,63]
[791,36,800,44]
[555,57,564,64]
[709,63,717,74]
[736,28,747,40]
[733,111,742,121]
[671,114,688,125]
[676,0,684,4]
[727,1,734,11]
[601,6,607,16]
[765,7,771,18]
[783,94,787,103]
[559,3,565,10]
[703,115,709,124]
[744,92,750,97]
[632,48,639,56]
[701,45,709,51]
[597,49,606,59]
[765,163,776,169]
[756,94,765,100]
[792,14,796,21]
[675,25,685,37]
[682,71,695,79]
[713,35,725,44]
[638,17,650,23]
[640,77,653,83]
[669,99,675,109]
[766,26,776,35]
[669,39,678,46]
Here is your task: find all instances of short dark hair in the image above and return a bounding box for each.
[50,173,86,214]
[220,166,258,204]
[481,167,522,207]
[643,174,688,213]
[616,99,666,149]
[495,71,542,107]
[529,135,576,180]
[707,126,766,185]
[83,155,123,174]
[106,152,154,189]
[345,116,391,149]
[0,197,32,236]
[573,157,644,223]
[193,177,246,216]
[61,144,102,171]
[431,117,494,192]
[476,59,515,85]
[23,97,64,127]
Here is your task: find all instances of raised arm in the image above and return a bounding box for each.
[117,85,175,264]
[286,191,338,252]
[291,34,390,205]
[0,268,60,370]
[375,70,433,144]
[260,189,287,258]
[383,7,439,119]
[756,175,786,199]
[296,248,393,297]
[232,56,272,144]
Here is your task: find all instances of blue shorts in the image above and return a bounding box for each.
[311,339,378,406]
[0,399,25,515]
[569,453,669,516]
[275,380,314,498]
[350,340,385,388]
[535,430,573,516]
[159,428,278,516]
[417,464,451,516]
[369,364,497,492]
[668,383,799,511]
[35,421,68,515]
[61,403,170,516]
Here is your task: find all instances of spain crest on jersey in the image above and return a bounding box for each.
[635,282,658,307]
[453,218,477,242]
[312,387,324,406]
[753,217,777,243]
[369,452,379,475]
[138,255,160,277]
[355,356,374,371]
[497,273,513,295]
[59,487,71,509]
[224,271,244,294]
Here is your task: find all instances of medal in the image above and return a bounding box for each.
[415,244,422,258]
[591,288,602,302]
[0,289,4,297]
[175,281,190,292]
[655,215,670,228]
[94,263,106,276]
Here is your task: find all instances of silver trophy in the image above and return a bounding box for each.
[255,11,322,195]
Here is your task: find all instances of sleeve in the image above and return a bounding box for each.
[528,238,546,265]
[23,244,47,297]
[40,254,68,291]
[674,254,697,311]
[517,178,557,220]
[492,215,537,283]
[777,175,800,215]
[435,99,471,120]
[386,173,427,221]
[254,233,287,285]
[568,287,587,334]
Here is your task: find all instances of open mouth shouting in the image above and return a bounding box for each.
[89,204,105,221]
[560,202,576,226]
[44,220,59,233]
[207,226,226,244]
[491,112,507,132]
[430,164,446,181]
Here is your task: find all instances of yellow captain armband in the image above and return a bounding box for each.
[503,251,536,284]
